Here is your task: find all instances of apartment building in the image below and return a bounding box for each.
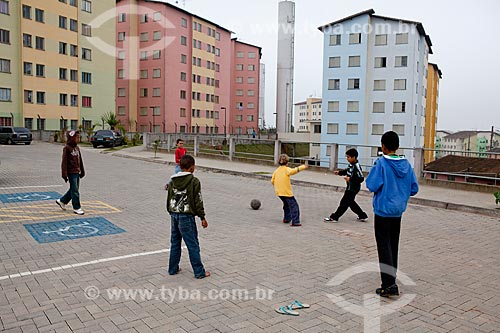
[293,97,322,133]
[115,0,261,134]
[0,0,116,130]
[318,9,437,167]
[424,63,442,163]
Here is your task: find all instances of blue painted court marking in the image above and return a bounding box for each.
[0,192,61,204]
[24,217,126,243]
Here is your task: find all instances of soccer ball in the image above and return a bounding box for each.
[250,199,261,210]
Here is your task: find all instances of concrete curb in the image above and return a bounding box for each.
[112,152,500,219]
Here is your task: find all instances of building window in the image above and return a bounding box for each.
[236,64,243,71]
[0,0,9,15]
[247,115,254,121]
[139,69,147,79]
[349,33,361,44]
[118,51,125,60]
[117,69,124,78]
[69,0,77,7]
[393,102,406,113]
[81,0,91,13]
[0,88,11,101]
[329,56,340,68]
[394,79,407,90]
[348,78,360,90]
[373,102,385,113]
[180,90,186,99]
[117,106,126,116]
[346,123,358,135]
[59,16,67,29]
[248,52,257,59]
[36,64,45,77]
[248,64,255,71]
[0,29,9,44]
[140,88,148,97]
[236,115,243,122]
[36,91,45,104]
[23,33,32,47]
[82,48,91,60]
[70,69,77,81]
[59,42,67,54]
[247,102,255,109]
[24,90,33,103]
[117,88,126,97]
[329,34,341,46]
[139,13,147,23]
[59,68,67,80]
[70,19,77,31]
[375,34,387,46]
[374,57,387,68]
[247,77,255,84]
[347,101,359,112]
[247,90,255,96]
[24,118,33,129]
[373,79,386,91]
[327,123,339,134]
[327,101,339,112]
[180,108,186,117]
[0,58,10,73]
[23,62,32,75]
[328,79,340,90]
[153,50,161,59]
[392,124,405,135]
[348,56,360,67]
[153,31,161,40]
[82,24,91,36]
[70,44,78,57]
[396,33,408,44]
[140,32,148,42]
[372,124,384,135]
[236,89,243,96]
[236,51,244,58]
[153,12,161,21]
[70,94,78,106]
[180,36,187,45]
[22,5,31,19]
[181,18,187,27]
[35,9,44,23]
[82,96,92,107]
[81,72,91,84]
[117,32,125,41]
[152,69,161,78]
[59,93,68,106]
[395,56,408,67]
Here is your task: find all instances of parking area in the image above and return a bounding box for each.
[0,142,499,332]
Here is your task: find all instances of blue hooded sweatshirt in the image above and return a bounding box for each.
[366,155,419,217]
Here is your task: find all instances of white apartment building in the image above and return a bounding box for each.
[318,9,434,167]
[293,97,322,133]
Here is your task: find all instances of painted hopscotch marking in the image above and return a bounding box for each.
[0,200,121,224]
[24,216,125,243]
[0,247,187,281]
[0,191,62,204]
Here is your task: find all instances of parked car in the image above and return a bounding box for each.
[0,126,33,145]
[90,130,124,148]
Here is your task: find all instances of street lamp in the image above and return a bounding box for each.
[221,106,227,137]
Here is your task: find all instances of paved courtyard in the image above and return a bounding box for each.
[0,142,499,332]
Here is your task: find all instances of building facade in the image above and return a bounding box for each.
[0,0,116,130]
[424,63,442,163]
[115,0,261,134]
[318,9,434,167]
[293,97,322,133]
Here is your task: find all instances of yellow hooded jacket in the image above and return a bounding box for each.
[271,165,307,197]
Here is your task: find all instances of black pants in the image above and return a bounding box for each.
[374,215,402,288]
[330,190,367,220]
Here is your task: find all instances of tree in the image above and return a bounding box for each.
[101,112,120,130]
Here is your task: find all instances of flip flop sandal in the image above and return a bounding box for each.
[275,305,299,316]
[290,300,310,309]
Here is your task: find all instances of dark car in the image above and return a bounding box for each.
[0,126,33,145]
[90,130,124,148]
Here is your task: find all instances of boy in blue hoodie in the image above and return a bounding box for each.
[366,131,419,297]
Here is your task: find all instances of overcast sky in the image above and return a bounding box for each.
[164,0,500,132]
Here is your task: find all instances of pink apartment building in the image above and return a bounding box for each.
[115,0,261,134]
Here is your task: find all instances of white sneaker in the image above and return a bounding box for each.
[74,209,85,215]
[56,199,67,211]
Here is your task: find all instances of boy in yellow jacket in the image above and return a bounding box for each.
[271,154,308,227]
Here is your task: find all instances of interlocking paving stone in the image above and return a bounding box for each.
[0,143,499,332]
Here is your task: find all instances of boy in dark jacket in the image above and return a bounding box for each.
[56,130,85,215]
[366,131,419,297]
[324,148,368,222]
[166,155,210,279]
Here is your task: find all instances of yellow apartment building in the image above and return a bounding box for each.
[425,63,442,163]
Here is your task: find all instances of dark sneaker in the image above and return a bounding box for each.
[290,223,302,227]
[376,284,399,297]
[282,219,291,223]
[324,217,338,223]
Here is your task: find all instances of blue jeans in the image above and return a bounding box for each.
[279,196,300,225]
[167,164,182,185]
[60,173,81,210]
[168,212,206,278]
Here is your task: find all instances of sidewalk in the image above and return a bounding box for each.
[111,146,500,218]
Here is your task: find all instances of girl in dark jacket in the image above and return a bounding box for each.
[56,130,85,215]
